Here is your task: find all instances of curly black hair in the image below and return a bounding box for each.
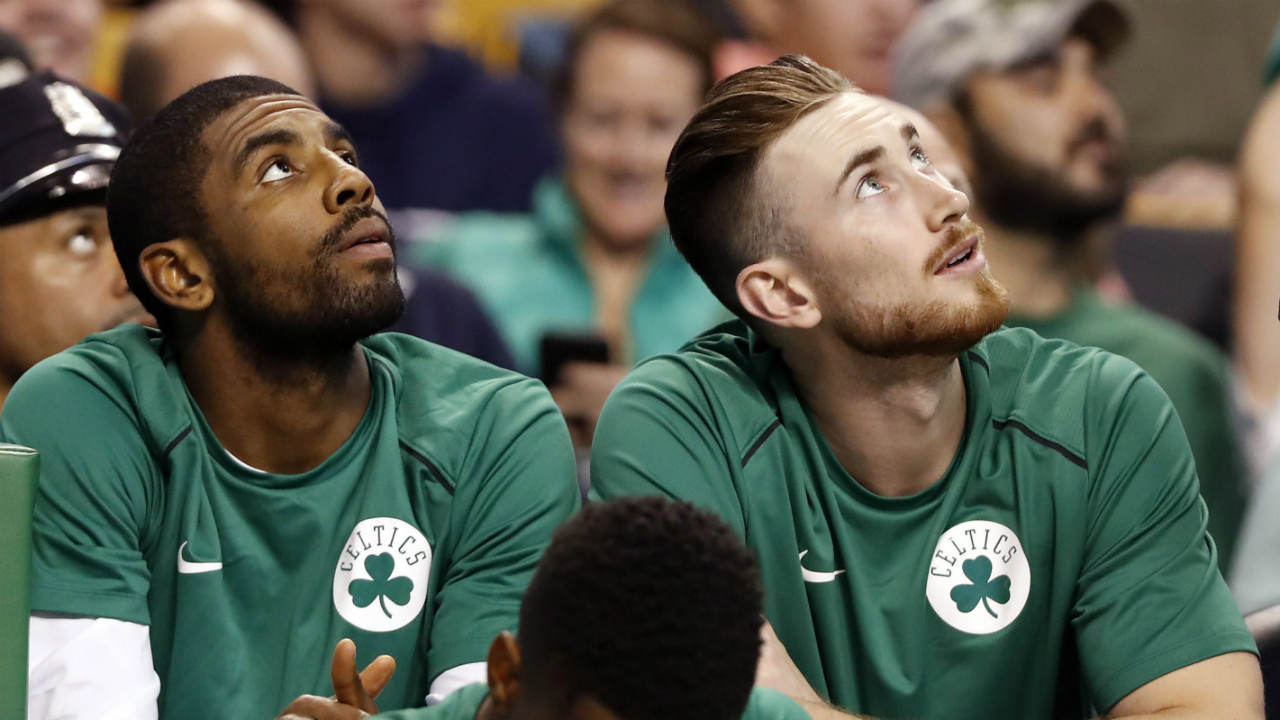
[518,496,764,720]
[107,75,299,332]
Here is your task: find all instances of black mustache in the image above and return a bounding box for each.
[1068,117,1113,152]
[318,205,394,255]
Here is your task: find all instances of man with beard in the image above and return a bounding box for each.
[590,55,1260,719]
[1,76,578,719]
[0,39,152,409]
[892,0,1248,569]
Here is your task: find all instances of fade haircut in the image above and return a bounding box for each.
[664,54,854,318]
[107,75,300,331]
[518,496,764,720]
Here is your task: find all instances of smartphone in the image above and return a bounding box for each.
[539,331,611,386]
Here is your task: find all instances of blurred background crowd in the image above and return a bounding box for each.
[1,0,1279,610]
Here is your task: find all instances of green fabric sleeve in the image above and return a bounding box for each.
[1074,357,1256,711]
[589,358,748,535]
[425,380,580,682]
[1155,350,1248,569]
[743,688,814,719]
[0,359,157,625]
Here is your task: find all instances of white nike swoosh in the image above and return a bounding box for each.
[177,540,223,574]
[799,549,845,584]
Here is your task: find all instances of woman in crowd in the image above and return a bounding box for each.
[419,0,726,448]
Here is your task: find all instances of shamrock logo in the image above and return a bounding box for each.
[949,556,1011,618]
[348,553,414,618]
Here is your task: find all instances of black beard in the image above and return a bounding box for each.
[967,116,1128,244]
[208,207,406,367]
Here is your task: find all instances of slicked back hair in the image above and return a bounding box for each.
[664,54,855,318]
[107,75,300,332]
[518,496,764,720]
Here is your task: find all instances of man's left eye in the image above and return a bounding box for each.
[339,152,358,166]
[262,159,293,182]
[911,148,931,166]
[66,230,98,257]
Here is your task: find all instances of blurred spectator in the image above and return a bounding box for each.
[702,0,919,92]
[276,0,559,213]
[895,0,1249,568]
[0,39,150,409]
[119,0,314,121]
[0,0,101,83]
[118,0,514,369]
[1229,21,1280,614]
[420,0,726,449]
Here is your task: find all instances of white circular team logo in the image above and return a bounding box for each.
[925,520,1030,635]
[333,517,432,633]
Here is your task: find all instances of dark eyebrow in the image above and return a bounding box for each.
[324,121,355,149]
[901,122,919,144]
[833,145,885,197]
[235,128,302,177]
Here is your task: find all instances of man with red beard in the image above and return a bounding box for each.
[590,55,1260,720]
[892,0,1249,569]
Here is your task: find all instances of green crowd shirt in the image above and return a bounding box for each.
[415,177,729,376]
[1006,287,1248,568]
[376,683,812,719]
[591,321,1255,719]
[0,325,580,717]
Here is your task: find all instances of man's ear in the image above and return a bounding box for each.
[138,238,215,313]
[736,258,822,330]
[924,102,976,180]
[487,631,522,715]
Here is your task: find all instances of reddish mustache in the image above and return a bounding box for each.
[924,221,983,274]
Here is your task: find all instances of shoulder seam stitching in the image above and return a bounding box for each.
[399,440,456,495]
[162,425,193,457]
[741,419,782,468]
[991,417,1087,469]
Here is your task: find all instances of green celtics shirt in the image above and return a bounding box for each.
[376,683,813,719]
[591,321,1254,719]
[0,325,579,718]
[1007,286,1248,567]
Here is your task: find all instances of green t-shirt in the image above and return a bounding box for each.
[1006,287,1248,567]
[377,683,811,719]
[0,325,580,718]
[591,321,1254,719]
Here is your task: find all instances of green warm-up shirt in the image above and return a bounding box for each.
[592,321,1254,719]
[0,325,580,718]
[1007,287,1248,567]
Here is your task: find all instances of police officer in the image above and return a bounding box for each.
[0,34,150,408]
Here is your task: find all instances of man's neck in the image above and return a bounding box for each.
[297,5,424,107]
[0,378,10,413]
[178,322,373,475]
[782,335,968,498]
[977,210,1075,318]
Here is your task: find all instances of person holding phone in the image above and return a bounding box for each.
[418,0,729,449]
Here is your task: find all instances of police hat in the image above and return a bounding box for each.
[0,42,131,226]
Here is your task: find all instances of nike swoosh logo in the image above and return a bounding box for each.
[799,549,845,584]
[177,540,223,574]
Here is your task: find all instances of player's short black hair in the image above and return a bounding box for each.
[518,496,764,720]
[107,75,300,331]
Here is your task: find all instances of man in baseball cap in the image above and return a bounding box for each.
[0,35,151,408]
[894,0,1250,570]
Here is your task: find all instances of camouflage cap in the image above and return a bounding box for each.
[892,0,1130,111]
